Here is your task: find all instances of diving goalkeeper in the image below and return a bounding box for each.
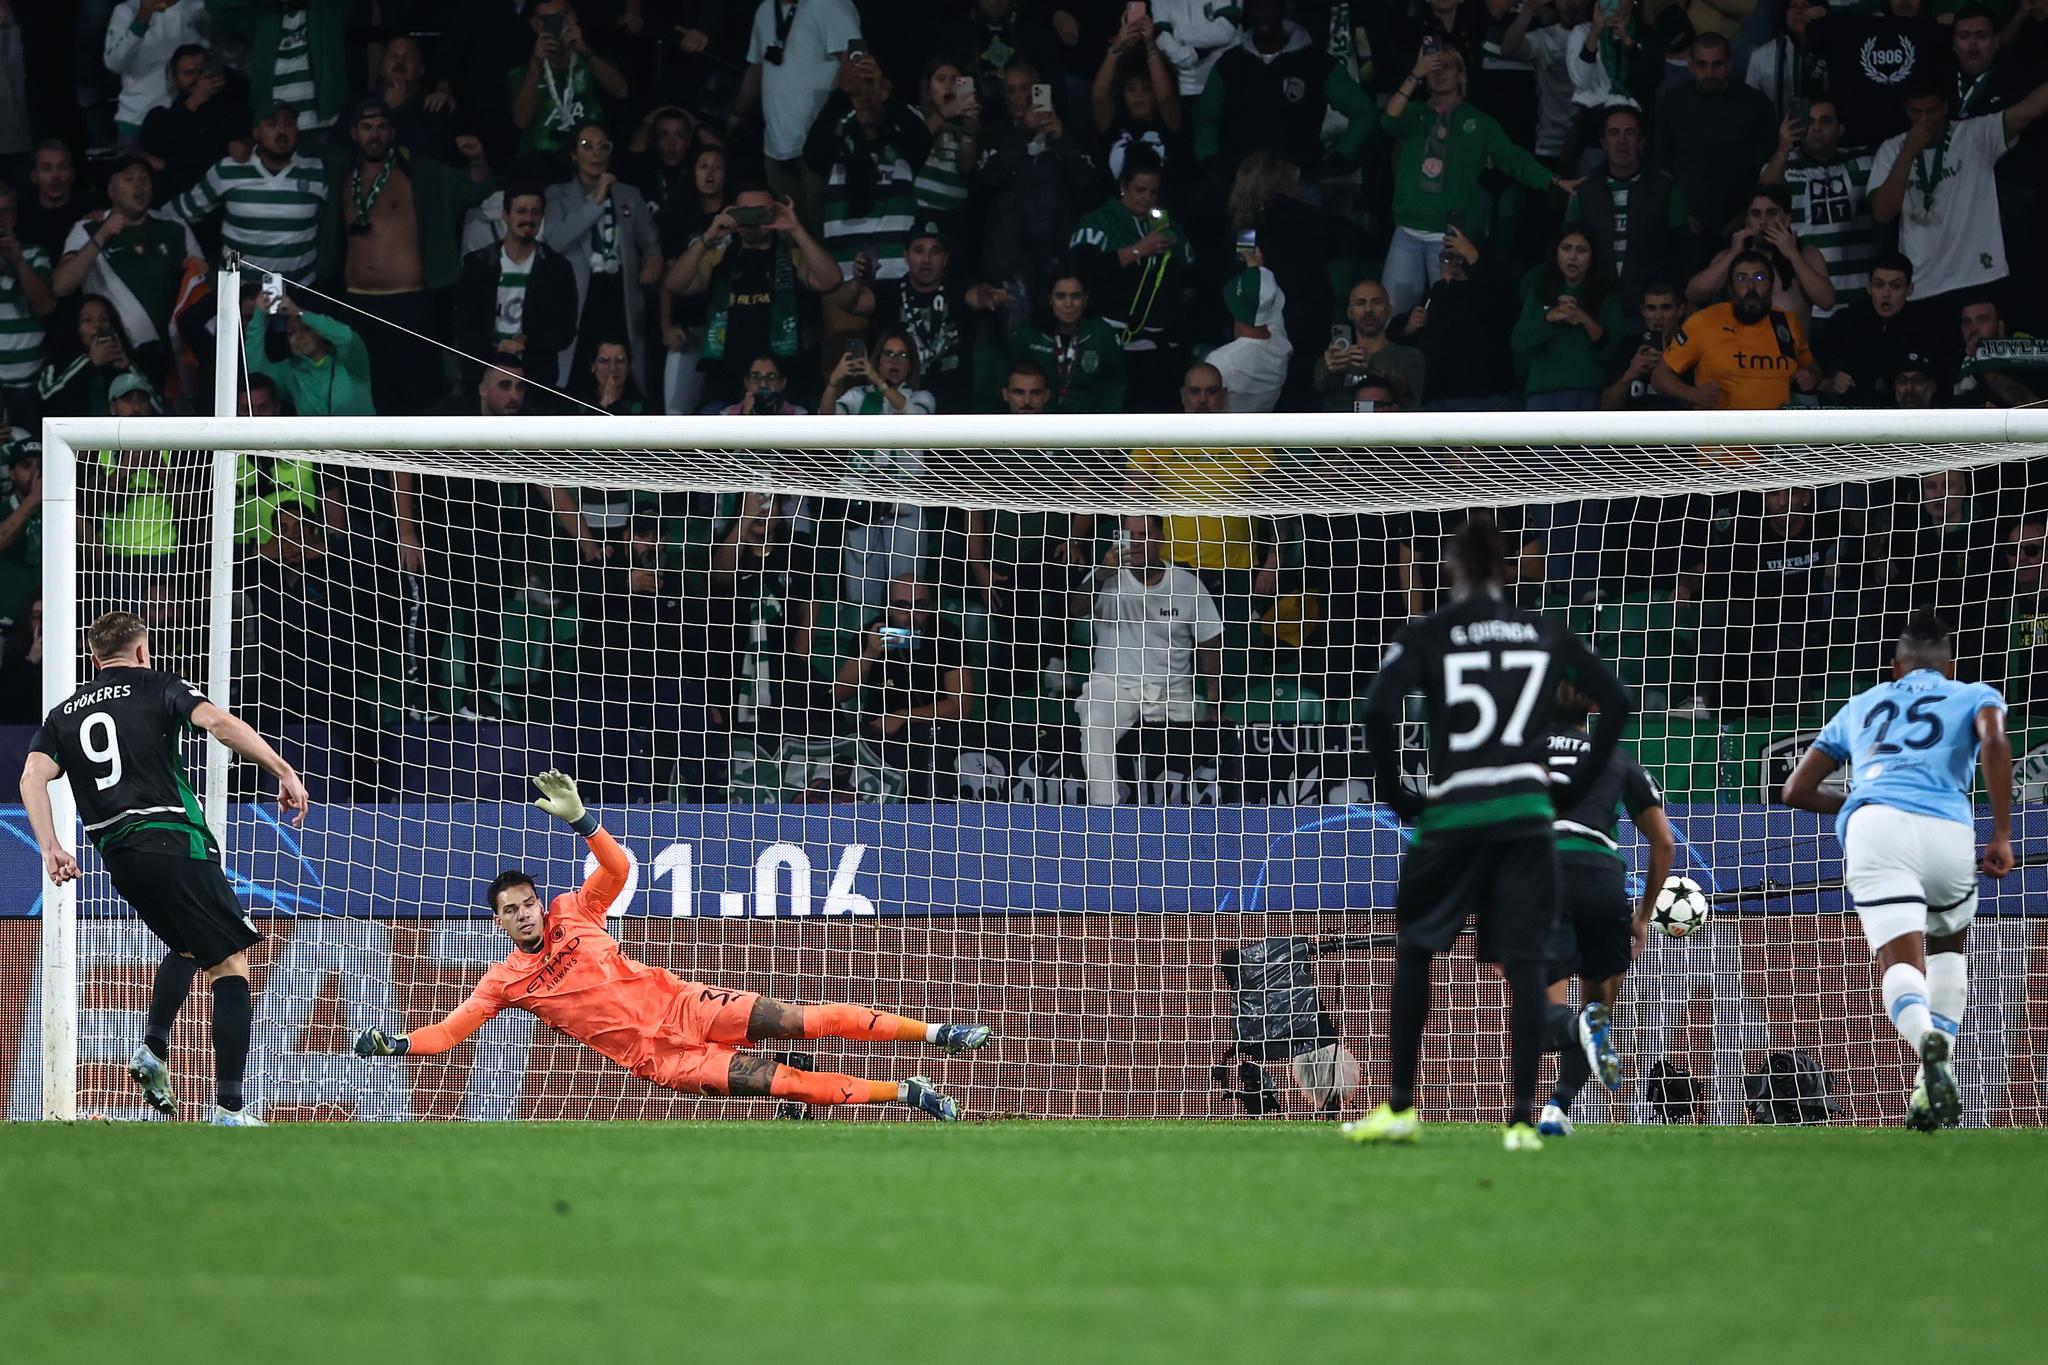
[352,771,989,1119]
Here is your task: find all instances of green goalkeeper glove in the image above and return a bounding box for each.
[353,1028,409,1057]
[533,769,599,836]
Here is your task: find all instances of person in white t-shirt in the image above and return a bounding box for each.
[1869,78,2048,303]
[1075,514,1224,805]
[1204,264,1290,414]
[738,0,862,226]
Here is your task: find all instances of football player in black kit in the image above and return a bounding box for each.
[1537,679,1676,1136]
[1344,516,1631,1151]
[20,612,309,1124]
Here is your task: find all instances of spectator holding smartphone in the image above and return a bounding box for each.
[1513,226,1623,410]
[1314,277,1425,412]
[1067,148,1193,410]
[824,328,935,610]
[1389,225,1516,411]
[34,295,156,417]
[1600,281,1685,411]
[510,1,630,164]
[663,183,842,407]
[1760,96,1877,324]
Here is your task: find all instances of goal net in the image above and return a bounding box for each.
[14,407,2048,1126]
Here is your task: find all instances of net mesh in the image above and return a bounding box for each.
[12,428,2048,1125]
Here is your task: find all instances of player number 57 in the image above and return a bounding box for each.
[1443,650,1547,753]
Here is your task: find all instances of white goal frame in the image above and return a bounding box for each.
[34,402,2048,1119]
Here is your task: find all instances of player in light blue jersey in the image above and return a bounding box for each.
[1781,612,2014,1130]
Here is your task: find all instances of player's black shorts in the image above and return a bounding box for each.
[101,849,260,968]
[1549,853,1633,984]
[1395,828,1559,965]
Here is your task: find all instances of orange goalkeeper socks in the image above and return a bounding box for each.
[769,1065,901,1106]
[801,1003,931,1043]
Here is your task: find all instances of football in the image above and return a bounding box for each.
[1652,875,1713,938]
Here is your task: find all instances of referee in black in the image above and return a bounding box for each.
[20,611,310,1124]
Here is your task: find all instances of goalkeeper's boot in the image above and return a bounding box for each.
[1502,1123,1546,1152]
[904,1077,961,1122]
[1537,1103,1575,1137]
[933,1023,992,1054]
[1905,1079,1939,1133]
[209,1104,266,1127]
[126,1043,176,1119]
[1339,1103,1419,1145]
[1578,1002,1623,1095]
[1919,1032,1962,1129]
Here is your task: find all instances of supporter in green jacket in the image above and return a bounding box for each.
[244,297,374,416]
[1511,227,1625,409]
[1377,44,1580,316]
[1004,272,1127,414]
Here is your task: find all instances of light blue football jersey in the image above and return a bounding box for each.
[1812,669,2006,844]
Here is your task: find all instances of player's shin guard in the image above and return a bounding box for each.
[1386,947,1433,1113]
[1503,961,1550,1128]
[768,1064,902,1107]
[210,976,253,1113]
[1881,961,1935,1051]
[801,1003,932,1044]
[144,952,198,1061]
[1927,953,1967,1050]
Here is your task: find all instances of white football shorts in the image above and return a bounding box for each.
[1841,803,1980,952]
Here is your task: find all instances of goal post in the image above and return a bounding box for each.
[22,407,2048,1124]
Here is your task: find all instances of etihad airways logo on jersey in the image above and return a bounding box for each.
[61,684,133,714]
[1448,620,1538,645]
[524,937,585,994]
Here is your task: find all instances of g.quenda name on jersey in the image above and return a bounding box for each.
[1447,620,1539,646]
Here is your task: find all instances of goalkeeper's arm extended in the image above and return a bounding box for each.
[353,771,611,1060]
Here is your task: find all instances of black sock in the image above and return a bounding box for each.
[144,952,198,1061]
[1545,1002,1576,1055]
[1503,961,1550,1127]
[210,976,253,1112]
[1552,1035,1594,1114]
[1387,947,1434,1113]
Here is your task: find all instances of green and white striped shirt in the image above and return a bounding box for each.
[1779,150,1877,318]
[273,8,318,128]
[0,242,52,386]
[913,127,972,218]
[172,153,328,276]
[822,136,918,282]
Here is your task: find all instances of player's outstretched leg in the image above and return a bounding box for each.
[128,951,198,1117]
[724,1055,961,1120]
[205,954,264,1127]
[747,998,992,1054]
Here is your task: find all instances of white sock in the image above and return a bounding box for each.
[1927,953,1967,1047]
[1881,962,1934,1050]
[925,1023,941,1044]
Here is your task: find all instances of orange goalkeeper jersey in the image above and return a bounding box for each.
[406,830,692,1074]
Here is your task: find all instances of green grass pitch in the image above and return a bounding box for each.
[3,1121,2044,1364]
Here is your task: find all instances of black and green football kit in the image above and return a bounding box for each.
[32,667,256,967]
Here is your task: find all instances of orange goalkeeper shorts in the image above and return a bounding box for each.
[635,1042,740,1095]
[628,984,760,1095]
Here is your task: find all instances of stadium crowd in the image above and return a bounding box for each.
[2,0,2047,801]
